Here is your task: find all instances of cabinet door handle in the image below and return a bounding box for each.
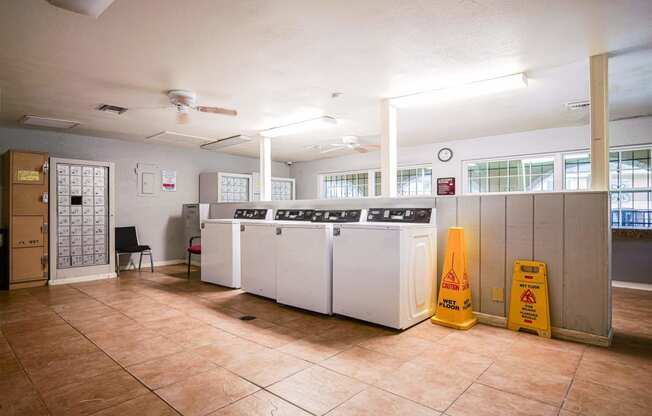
[41,192,49,204]
[240,225,245,232]
[276,228,282,235]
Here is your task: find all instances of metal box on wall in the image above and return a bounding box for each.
[48,157,116,285]
[1,150,49,290]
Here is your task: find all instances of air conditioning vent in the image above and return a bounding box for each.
[565,100,590,111]
[145,131,215,148]
[96,104,128,114]
[201,135,253,151]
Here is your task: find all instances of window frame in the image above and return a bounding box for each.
[271,177,296,201]
[461,153,557,195]
[217,172,253,202]
[318,164,433,199]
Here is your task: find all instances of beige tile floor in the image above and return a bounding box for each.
[1,264,651,416]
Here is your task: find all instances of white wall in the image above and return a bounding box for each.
[291,117,652,199]
[0,126,289,262]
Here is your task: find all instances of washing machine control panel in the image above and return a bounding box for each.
[311,209,362,223]
[233,209,269,219]
[367,208,432,223]
[275,209,315,221]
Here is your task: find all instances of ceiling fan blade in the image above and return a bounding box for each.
[195,106,238,116]
[320,146,345,154]
[354,147,369,154]
[365,144,381,149]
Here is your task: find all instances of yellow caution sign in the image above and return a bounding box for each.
[431,227,477,330]
[507,260,551,338]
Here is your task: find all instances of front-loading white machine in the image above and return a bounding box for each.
[275,209,364,315]
[333,208,437,329]
[240,209,314,300]
[200,208,271,288]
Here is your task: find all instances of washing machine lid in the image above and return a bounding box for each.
[339,222,434,230]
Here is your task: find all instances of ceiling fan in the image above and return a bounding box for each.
[159,90,238,124]
[307,135,380,154]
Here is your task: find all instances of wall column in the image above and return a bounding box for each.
[590,54,609,191]
[380,99,398,197]
[259,136,272,201]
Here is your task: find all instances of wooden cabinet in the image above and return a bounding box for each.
[1,150,49,289]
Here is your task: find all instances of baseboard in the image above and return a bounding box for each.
[119,259,186,271]
[613,280,652,291]
[49,273,117,286]
[473,311,612,347]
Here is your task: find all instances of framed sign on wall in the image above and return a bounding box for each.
[437,177,456,195]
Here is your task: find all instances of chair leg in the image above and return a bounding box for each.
[187,252,192,279]
[150,251,154,272]
[138,252,143,272]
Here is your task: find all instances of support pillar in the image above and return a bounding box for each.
[590,54,609,191]
[259,136,272,201]
[380,99,398,197]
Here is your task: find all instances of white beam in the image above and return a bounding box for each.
[380,99,398,197]
[590,54,609,191]
[259,136,272,201]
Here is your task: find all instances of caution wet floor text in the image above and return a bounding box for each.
[507,260,551,338]
[431,227,477,330]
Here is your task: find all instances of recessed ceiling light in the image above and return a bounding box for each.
[259,116,338,138]
[145,131,215,147]
[20,115,80,129]
[390,73,528,108]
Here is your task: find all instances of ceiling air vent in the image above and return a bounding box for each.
[145,131,215,148]
[565,100,590,111]
[20,115,80,129]
[201,135,253,151]
[96,104,128,114]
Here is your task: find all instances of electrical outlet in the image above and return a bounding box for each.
[492,287,504,302]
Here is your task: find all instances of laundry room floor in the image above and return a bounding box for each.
[1,264,651,416]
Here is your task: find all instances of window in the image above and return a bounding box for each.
[610,148,652,228]
[218,173,251,202]
[564,153,591,190]
[271,178,294,200]
[322,172,369,199]
[465,157,554,194]
[374,166,433,197]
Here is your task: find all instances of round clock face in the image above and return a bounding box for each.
[438,147,453,162]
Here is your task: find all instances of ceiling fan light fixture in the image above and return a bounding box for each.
[260,116,337,138]
[390,72,528,108]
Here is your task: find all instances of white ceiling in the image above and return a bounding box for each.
[0,0,651,162]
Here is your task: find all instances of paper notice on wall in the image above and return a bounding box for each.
[161,169,177,192]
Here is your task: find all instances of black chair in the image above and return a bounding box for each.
[115,226,153,276]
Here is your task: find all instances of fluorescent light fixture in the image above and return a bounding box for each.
[46,0,115,18]
[390,73,528,108]
[20,115,80,129]
[259,116,337,138]
[145,131,214,147]
[201,135,253,151]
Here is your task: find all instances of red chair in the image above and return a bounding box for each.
[187,236,201,279]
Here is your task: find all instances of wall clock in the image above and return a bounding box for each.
[437,147,453,162]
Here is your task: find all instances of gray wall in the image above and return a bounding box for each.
[0,126,290,262]
[437,192,611,338]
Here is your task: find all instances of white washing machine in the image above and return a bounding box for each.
[240,209,314,299]
[333,208,437,329]
[275,209,364,315]
[200,208,271,288]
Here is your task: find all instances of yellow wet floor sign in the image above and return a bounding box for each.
[431,227,477,330]
[507,260,551,338]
